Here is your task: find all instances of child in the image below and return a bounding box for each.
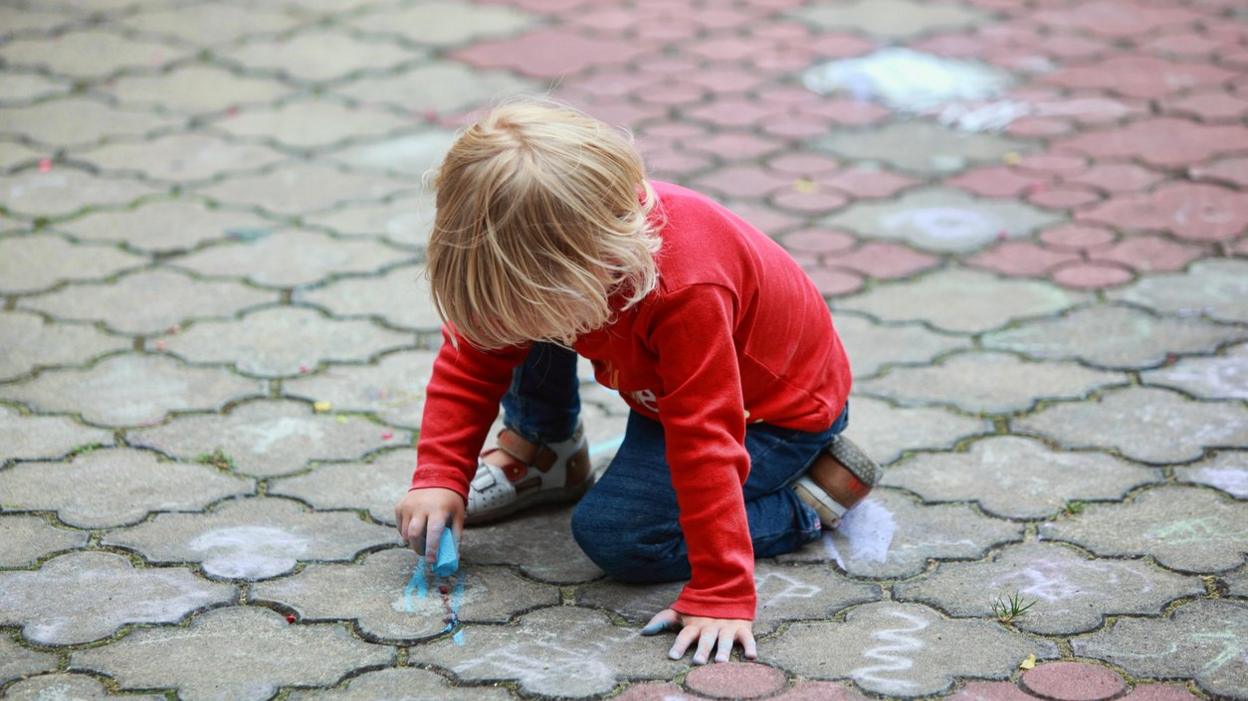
[393,99,879,665]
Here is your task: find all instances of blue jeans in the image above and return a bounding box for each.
[501,343,847,584]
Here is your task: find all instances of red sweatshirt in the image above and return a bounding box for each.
[411,180,852,620]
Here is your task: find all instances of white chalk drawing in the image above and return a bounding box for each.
[1147,516,1233,545]
[1189,467,1248,498]
[882,207,1000,249]
[851,609,929,693]
[822,498,897,569]
[453,625,641,693]
[989,557,1153,616]
[803,49,1012,114]
[756,572,820,609]
[188,526,310,579]
[234,416,326,454]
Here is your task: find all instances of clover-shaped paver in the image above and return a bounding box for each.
[896,542,1203,635]
[0,448,253,529]
[210,98,411,151]
[884,436,1160,519]
[334,62,537,116]
[578,561,880,636]
[1229,567,1248,598]
[108,64,293,114]
[0,405,112,462]
[20,269,274,336]
[223,29,421,83]
[1017,386,1248,464]
[0,96,175,148]
[81,133,288,184]
[0,635,56,685]
[268,449,416,524]
[0,515,88,567]
[1177,452,1247,498]
[286,667,511,701]
[297,265,442,331]
[780,490,1024,578]
[59,199,278,253]
[102,497,401,579]
[1143,343,1248,400]
[69,606,393,701]
[0,551,233,645]
[302,193,435,248]
[842,395,992,465]
[0,235,146,294]
[347,1,534,45]
[129,400,403,478]
[254,548,559,641]
[1108,259,1248,324]
[836,268,1086,334]
[0,29,189,79]
[1041,485,1248,573]
[833,313,970,378]
[792,0,986,38]
[283,350,437,428]
[859,351,1124,414]
[161,307,413,377]
[196,162,416,216]
[409,606,684,698]
[983,304,1246,370]
[0,169,162,220]
[1073,599,1248,699]
[766,602,1056,697]
[327,131,456,178]
[0,311,131,381]
[463,504,604,583]
[2,673,164,701]
[171,229,410,288]
[120,3,300,45]
[0,354,263,427]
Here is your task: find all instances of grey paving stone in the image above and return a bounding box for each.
[302,194,435,248]
[20,269,273,336]
[334,63,538,116]
[1108,259,1248,324]
[0,354,263,427]
[0,635,56,685]
[0,97,175,147]
[834,313,969,378]
[328,132,455,178]
[348,1,534,44]
[983,305,1247,370]
[70,606,393,701]
[121,3,300,44]
[0,235,145,294]
[297,265,441,331]
[171,229,411,288]
[286,667,512,701]
[791,0,986,38]
[0,515,88,567]
[0,310,131,381]
[211,98,412,150]
[102,497,402,579]
[0,406,112,462]
[1073,599,1248,699]
[463,505,604,583]
[0,29,188,79]
[835,268,1085,334]
[765,602,1056,697]
[0,169,162,219]
[268,449,415,525]
[0,448,252,528]
[1016,386,1248,464]
[162,306,412,377]
[0,6,78,37]
[129,400,402,478]
[0,551,234,645]
[859,351,1124,414]
[1040,485,1248,573]
[195,162,415,216]
[58,199,272,254]
[0,141,44,171]
[895,542,1203,635]
[409,606,684,698]
[578,561,881,635]
[779,490,1024,578]
[1177,452,1248,499]
[284,350,438,428]
[1228,566,1248,597]
[108,64,294,114]
[254,548,559,641]
[225,29,421,83]
[80,134,288,183]
[816,125,1033,176]
[2,673,164,701]
[842,395,993,465]
[884,436,1160,519]
[821,188,1060,252]
[1143,343,1248,400]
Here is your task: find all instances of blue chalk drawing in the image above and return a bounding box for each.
[402,557,428,613]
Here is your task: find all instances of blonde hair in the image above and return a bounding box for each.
[426,98,663,350]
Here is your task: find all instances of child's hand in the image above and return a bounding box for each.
[394,487,464,564]
[640,608,757,664]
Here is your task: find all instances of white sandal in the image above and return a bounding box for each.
[466,423,593,525]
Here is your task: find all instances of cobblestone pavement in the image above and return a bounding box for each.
[2,0,1247,699]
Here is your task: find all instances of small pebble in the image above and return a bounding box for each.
[298,364,309,374]
[285,613,296,624]
[313,400,332,413]
[996,229,1009,240]
[1004,151,1022,166]
[381,431,393,441]
[792,178,817,194]
[154,340,167,351]
[438,584,449,595]
[226,105,239,117]
[37,158,52,173]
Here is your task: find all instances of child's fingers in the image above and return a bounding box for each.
[424,515,447,563]
[714,628,734,663]
[739,629,758,660]
[640,609,678,636]
[406,515,427,556]
[691,627,718,665]
[668,623,700,660]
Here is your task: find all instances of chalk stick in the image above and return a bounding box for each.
[433,527,459,577]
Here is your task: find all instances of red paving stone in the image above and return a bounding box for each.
[683,662,786,699]
[1041,54,1236,99]
[1077,183,1248,242]
[1021,661,1127,701]
[1051,260,1135,289]
[948,681,1037,701]
[1055,118,1248,168]
[771,681,870,700]
[451,28,650,77]
[1121,684,1203,701]
[615,682,703,701]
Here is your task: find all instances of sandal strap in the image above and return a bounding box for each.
[496,429,558,472]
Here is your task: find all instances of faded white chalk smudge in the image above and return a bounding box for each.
[1190,467,1248,498]
[822,498,897,568]
[189,526,310,579]
[803,49,1013,114]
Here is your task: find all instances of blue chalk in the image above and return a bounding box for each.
[433,527,459,577]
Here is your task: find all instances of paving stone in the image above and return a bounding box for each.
[1041,485,1248,573]
[615,682,704,701]
[2,673,164,701]
[772,681,870,701]
[171,229,410,287]
[60,198,277,253]
[0,97,175,147]
[821,187,1061,253]
[765,602,1055,697]
[780,490,1023,578]
[349,1,535,45]
[1228,566,1248,598]
[816,124,1034,176]
[285,667,513,701]
[1078,182,1248,243]
[451,27,650,78]
[1043,54,1236,99]
[983,305,1245,370]
[833,313,970,377]
[947,681,1035,701]
[685,662,786,699]
[843,394,992,465]
[0,354,262,427]
[463,504,603,583]
[1018,386,1248,464]
[161,306,412,377]
[1021,661,1126,701]
[0,6,78,37]
[409,606,684,698]
[1056,117,1248,169]
[0,169,161,219]
[297,265,439,331]
[837,268,1084,334]
[20,268,273,336]
[885,436,1160,519]
[0,515,88,567]
[0,448,252,528]
[79,133,287,183]
[103,497,401,579]
[121,4,300,44]
[302,194,435,248]
[195,163,415,216]
[896,542,1202,635]
[0,405,112,462]
[0,635,56,685]
[254,548,559,641]
[0,235,145,294]
[211,98,412,150]
[257,424,403,510]
[791,0,986,38]
[70,606,393,701]
[1108,259,1248,324]
[1143,343,1248,400]
[0,141,45,171]
[859,351,1123,414]
[226,30,421,83]
[283,350,437,428]
[0,551,234,645]
[578,561,880,635]
[108,65,294,114]
[0,29,188,79]
[0,310,131,381]
[1177,452,1247,499]
[1192,156,1248,188]
[1073,599,1248,699]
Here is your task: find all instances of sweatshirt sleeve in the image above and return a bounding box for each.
[648,283,756,620]
[410,325,529,500]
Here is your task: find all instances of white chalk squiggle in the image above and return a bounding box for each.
[852,609,929,694]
